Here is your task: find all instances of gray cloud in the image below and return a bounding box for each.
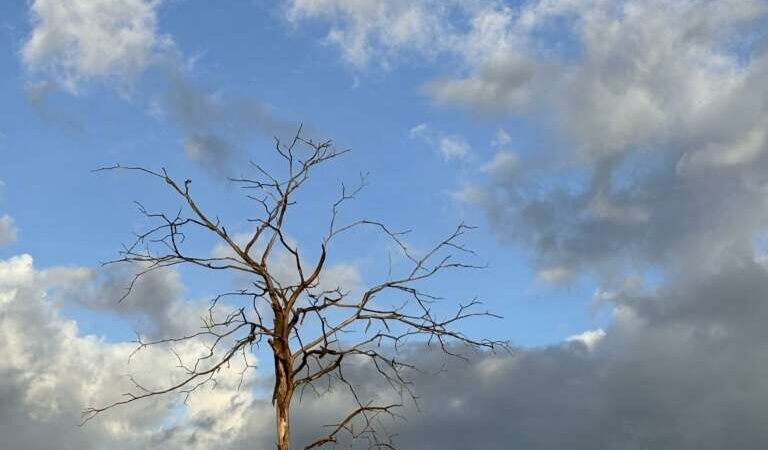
[452,0,768,281]
[253,256,768,450]
[158,68,299,176]
[22,80,87,135]
[7,250,768,449]
[430,3,768,446]
[424,50,535,113]
[47,262,203,339]
[400,258,768,450]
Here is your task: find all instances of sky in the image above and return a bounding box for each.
[1,0,768,449]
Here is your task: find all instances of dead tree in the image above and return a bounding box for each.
[84,128,504,450]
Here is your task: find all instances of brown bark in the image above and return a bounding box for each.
[275,379,292,450]
[272,312,294,450]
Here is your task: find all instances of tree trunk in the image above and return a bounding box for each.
[275,373,292,450]
[272,312,294,450]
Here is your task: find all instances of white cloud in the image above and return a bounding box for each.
[22,0,170,92]
[0,254,34,293]
[491,129,512,148]
[408,123,429,139]
[409,123,472,161]
[536,266,574,284]
[0,253,263,450]
[566,328,606,350]
[211,230,362,297]
[285,0,452,69]
[0,214,18,247]
[450,183,490,206]
[439,136,471,161]
[287,1,536,106]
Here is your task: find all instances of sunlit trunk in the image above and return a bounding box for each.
[272,312,294,450]
[275,371,292,450]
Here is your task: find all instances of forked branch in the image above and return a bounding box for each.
[86,126,506,450]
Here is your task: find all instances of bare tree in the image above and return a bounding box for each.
[84,128,505,450]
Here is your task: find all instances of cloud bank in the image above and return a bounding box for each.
[8,248,768,449]
[283,1,768,449]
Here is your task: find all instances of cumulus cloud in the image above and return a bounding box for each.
[441,0,768,280]
[0,214,18,246]
[0,254,264,450]
[425,50,535,112]
[22,0,170,93]
[287,1,538,104]
[565,327,605,350]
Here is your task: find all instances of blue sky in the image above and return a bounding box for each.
[3,1,768,449]
[0,0,605,347]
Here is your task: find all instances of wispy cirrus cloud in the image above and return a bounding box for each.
[158,68,299,176]
[285,0,457,69]
[409,123,472,162]
[0,215,17,247]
